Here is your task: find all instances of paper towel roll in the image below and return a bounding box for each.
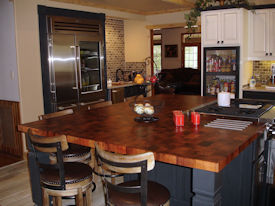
[218,92,230,107]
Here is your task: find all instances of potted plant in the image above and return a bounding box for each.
[184,0,253,32]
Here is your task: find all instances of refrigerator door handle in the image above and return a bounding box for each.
[50,82,56,94]
[76,46,83,90]
[71,45,79,90]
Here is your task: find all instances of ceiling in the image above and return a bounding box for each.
[52,0,194,15]
[52,0,275,15]
[85,0,195,14]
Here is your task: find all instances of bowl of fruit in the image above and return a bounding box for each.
[129,99,164,123]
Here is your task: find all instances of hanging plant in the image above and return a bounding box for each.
[184,0,253,32]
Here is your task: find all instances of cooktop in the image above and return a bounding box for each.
[195,99,274,120]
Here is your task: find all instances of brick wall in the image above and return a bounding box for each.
[253,61,275,84]
[105,17,146,82]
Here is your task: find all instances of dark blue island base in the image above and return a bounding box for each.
[27,136,257,206]
[125,139,255,206]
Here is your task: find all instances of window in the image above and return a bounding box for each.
[184,46,198,69]
[182,33,201,70]
[153,34,162,74]
[153,45,161,74]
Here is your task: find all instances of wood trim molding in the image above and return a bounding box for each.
[146,22,201,30]
[0,100,22,158]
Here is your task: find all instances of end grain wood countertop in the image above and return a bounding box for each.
[18,94,265,173]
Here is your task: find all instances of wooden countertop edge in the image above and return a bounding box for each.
[108,82,151,89]
[17,124,265,173]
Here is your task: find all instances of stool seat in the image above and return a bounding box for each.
[49,143,91,163]
[109,180,170,206]
[41,162,93,186]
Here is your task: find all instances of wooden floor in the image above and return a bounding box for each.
[0,152,22,167]
[0,160,105,206]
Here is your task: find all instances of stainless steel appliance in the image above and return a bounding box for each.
[46,16,106,112]
[252,120,275,206]
[203,47,240,98]
[195,99,274,121]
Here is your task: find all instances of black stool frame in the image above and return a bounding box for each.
[95,149,149,206]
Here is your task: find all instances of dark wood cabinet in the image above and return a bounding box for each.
[243,91,275,101]
[124,85,146,98]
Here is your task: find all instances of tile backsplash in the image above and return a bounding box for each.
[105,17,125,81]
[105,17,146,82]
[253,61,275,84]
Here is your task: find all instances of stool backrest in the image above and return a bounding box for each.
[95,143,155,206]
[87,101,112,110]
[38,109,73,120]
[27,130,68,190]
[29,131,68,153]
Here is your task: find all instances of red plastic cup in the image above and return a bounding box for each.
[173,110,184,126]
[193,113,200,125]
[191,111,196,122]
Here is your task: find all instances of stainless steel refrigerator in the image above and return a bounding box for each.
[45,16,107,112]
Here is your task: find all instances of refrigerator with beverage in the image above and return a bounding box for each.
[203,47,240,98]
[44,15,107,113]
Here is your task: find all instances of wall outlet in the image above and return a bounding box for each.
[10,71,15,80]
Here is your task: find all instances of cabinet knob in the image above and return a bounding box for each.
[217,41,220,44]
[221,41,224,44]
[266,53,269,56]
[270,53,273,56]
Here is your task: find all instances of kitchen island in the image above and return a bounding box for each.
[18,94,265,206]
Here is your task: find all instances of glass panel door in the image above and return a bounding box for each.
[203,47,239,98]
[77,38,102,93]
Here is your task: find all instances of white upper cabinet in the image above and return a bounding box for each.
[269,9,275,57]
[202,9,241,46]
[249,9,275,59]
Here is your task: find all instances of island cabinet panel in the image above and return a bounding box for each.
[125,140,256,206]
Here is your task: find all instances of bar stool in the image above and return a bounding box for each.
[27,130,93,206]
[38,109,91,164]
[95,143,170,206]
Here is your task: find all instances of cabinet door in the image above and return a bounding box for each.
[202,12,220,46]
[250,10,269,57]
[221,10,240,45]
[269,9,275,56]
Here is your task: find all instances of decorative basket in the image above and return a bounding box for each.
[129,99,164,123]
